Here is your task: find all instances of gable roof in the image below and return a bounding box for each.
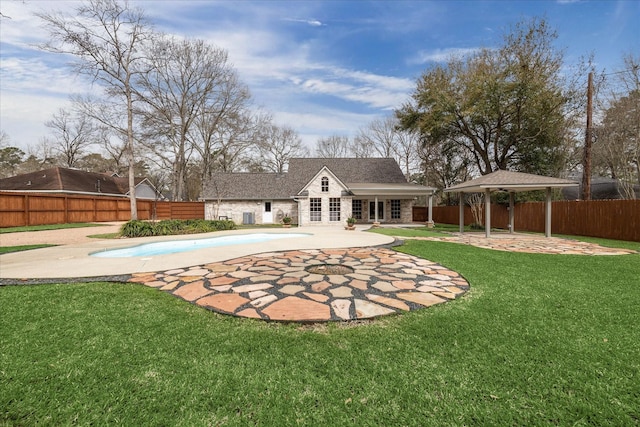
[295,165,350,197]
[444,170,578,193]
[202,158,435,200]
[287,158,408,186]
[0,167,148,197]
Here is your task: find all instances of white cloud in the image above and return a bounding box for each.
[409,47,480,64]
[284,18,324,27]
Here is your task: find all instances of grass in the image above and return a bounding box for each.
[1,241,639,425]
[0,223,105,234]
[0,244,56,254]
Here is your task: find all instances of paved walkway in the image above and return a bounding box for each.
[409,233,637,255]
[128,246,469,322]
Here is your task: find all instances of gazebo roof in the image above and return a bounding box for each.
[444,170,578,193]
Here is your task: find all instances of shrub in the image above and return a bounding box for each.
[120,220,155,237]
[119,219,236,238]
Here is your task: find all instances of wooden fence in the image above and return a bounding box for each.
[413,199,640,242]
[0,192,204,228]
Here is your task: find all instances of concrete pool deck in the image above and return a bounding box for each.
[0,226,395,279]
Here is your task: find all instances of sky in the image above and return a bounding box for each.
[0,0,638,154]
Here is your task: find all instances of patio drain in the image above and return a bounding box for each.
[306,264,354,275]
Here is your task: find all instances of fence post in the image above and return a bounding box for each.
[25,194,30,226]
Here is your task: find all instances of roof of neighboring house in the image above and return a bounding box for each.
[203,158,432,200]
[0,167,149,197]
[562,176,640,200]
[444,170,578,193]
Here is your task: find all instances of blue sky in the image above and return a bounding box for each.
[1,0,638,152]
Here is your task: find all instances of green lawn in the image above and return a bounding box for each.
[1,241,639,425]
[0,244,56,254]
[0,223,106,234]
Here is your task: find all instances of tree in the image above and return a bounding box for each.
[38,0,152,219]
[356,115,421,179]
[397,18,571,178]
[355,116,397,158]
[137,36,245,200]
[0,146,25,178]
[315,135,351,158]
[593,54,640,198]
[257,124,307,173]
[45,108,96,168]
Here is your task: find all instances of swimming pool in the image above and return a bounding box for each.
[91,233,310,258]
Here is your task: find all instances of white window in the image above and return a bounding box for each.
[329,198,340,221]
[321,177,329,192]
[352,200,362,219]
[310,198,321,222]
[391,199,401,219]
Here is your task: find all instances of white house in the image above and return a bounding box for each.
[201,158,436,226]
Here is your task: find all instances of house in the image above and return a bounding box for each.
[0,167,162,200]
[201,158,436,226]
[562,176,640,200]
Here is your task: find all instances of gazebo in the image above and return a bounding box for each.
[444,170,579,238]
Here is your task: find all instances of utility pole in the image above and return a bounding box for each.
[581,71,593,200]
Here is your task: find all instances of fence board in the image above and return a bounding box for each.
[416,199,639,242]
[0,192,205,228]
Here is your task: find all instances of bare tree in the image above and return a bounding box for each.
[394,128,421,180]
[315,135,351,158]
[45,108,96,168]
[356,116,397,158]
[38,0,152,219]
[356,115,421,179]
[257,124,308,173]
[0,130,10,146]
[593,53,640,198]
[137,36,242,200]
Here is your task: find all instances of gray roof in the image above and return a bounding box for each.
[444,170,579,193]
[204,173,292,200]
[202,158,432,200]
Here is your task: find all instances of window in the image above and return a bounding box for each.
[321,177,329,192]
[329,198,340,221]
[352,200,362,219]
[310,198,321,222]
[391,199,401,219]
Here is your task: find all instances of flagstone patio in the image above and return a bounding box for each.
[129,247,470,322]
[407,233,637,255]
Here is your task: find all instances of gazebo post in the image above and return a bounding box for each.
[545,187,552,237]
[484,188,491,238]
[426,193,434,228]
[509,192,515,234]
[458,193,464,234]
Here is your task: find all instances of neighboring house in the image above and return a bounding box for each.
[562,176,640,200]
[0,167,162,200]
[201,158,436,226]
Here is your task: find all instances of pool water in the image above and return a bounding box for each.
[91,233,310,258]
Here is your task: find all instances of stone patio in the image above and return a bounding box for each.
[407,233,637,255]
[129,247,470,322]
